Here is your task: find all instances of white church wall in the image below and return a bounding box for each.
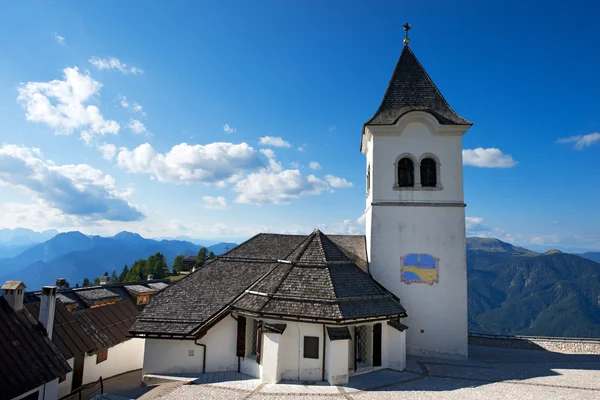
[326,336,349,385]
[385,323,407,370]
[83,338,145,384]
[368,121,464,204]
[57,357,74,399]
[365,118,468,359]
[143,315,238,375]
[369,205,468,358]
[261,332,281,383]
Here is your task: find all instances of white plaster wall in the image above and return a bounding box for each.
[368,122,464,203]
[261,332,281,383]
[57,357,74,398]
[365,119,468,359]
[143,315,238,375]
[326,337,349,385]
[277,321,324,381]
[369,205,468,358]
[83,338,145,384]
[385,323,407,370]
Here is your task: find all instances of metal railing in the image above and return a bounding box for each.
[60,376,103,400]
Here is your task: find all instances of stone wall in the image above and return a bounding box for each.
[469,334,600,354]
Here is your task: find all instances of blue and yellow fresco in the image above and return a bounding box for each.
[401,253,439,285]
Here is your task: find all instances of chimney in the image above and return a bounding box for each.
[39,286,57,339]
[147,274,154,281]
[1,280,26,312]
[56,278,67,289]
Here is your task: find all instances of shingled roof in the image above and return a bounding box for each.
[363,45,471,140]
[131,231,405,337]
[0,297,71,399]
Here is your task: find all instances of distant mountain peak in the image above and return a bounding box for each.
[113,231,144,240]
[543,249,564,255]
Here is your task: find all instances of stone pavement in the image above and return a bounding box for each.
[106,345,600,399]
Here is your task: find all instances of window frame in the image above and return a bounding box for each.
[393,153,418,190]
[303,336,319,359]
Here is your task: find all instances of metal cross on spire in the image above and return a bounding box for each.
[403,22,411,45]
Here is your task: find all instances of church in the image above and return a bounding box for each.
[130,28,472,385]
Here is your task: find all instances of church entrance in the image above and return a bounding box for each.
[353,323,382,374]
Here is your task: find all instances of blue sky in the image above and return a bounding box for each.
[0,0,598,251]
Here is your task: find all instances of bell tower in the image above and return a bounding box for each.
[363,25,472,359]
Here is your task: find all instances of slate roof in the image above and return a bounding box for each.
[132,231,405,337]
[363,45,471,142]
[24,299,95,360]
[28,279,171,312]
[327,326,351,341]
[0,297,71,399]
[74,300,139,353]
[1,280,26,290]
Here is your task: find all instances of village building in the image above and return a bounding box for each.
[1,281,71,400]
[20,278,169,398]
[131,33,472,385]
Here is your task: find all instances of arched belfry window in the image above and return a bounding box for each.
[420,158,437,187]
[397,158,414,187]
[366,165,371,195]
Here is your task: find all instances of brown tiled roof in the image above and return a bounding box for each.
[132,231,405,336]
[0,297,71,399]
[74,300,139,353]
[24,300,95,360]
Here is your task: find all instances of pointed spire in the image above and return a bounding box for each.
[364,41,471,132]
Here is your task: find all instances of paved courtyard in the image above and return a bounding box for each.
[103,345,600,400]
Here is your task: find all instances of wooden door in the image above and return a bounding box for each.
[72,353,85,391]
[373,323,382,367]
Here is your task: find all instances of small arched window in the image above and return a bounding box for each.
[397,158,414,187]
[420,158,437,187]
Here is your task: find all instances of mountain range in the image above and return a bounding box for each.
[0,230,236,290]
[467,237,600,338]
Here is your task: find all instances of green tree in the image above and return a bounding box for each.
[173,254,185,274]
[103,271,109,277]
[119,265,129,282]
[208,251,215,260]
[93,277,101,285]
[195,247,208,269]
[82,277,90,287]
[111,269,118,282]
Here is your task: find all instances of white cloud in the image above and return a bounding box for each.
[53,33,65,45]
[98,143,117,160]
[17,67,120,144]
[259,136,291,148]
[89,57,143,75]
[223,124,236,134]
[328,125,337,132]
[234,169,328,205]
[309,161,321,170]
[120,95,145,115]
[297,144,308,152]
[202,196,228,210]
[128,119,148,135]
[116,142,263,185]
[0,144,143,221]
[462,148,517,168]
[325,174,354,188]
[557,133,600,150]
[357,214,366,225]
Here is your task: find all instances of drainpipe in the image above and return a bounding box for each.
[322,325,326,382]
[193,339,207,374]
